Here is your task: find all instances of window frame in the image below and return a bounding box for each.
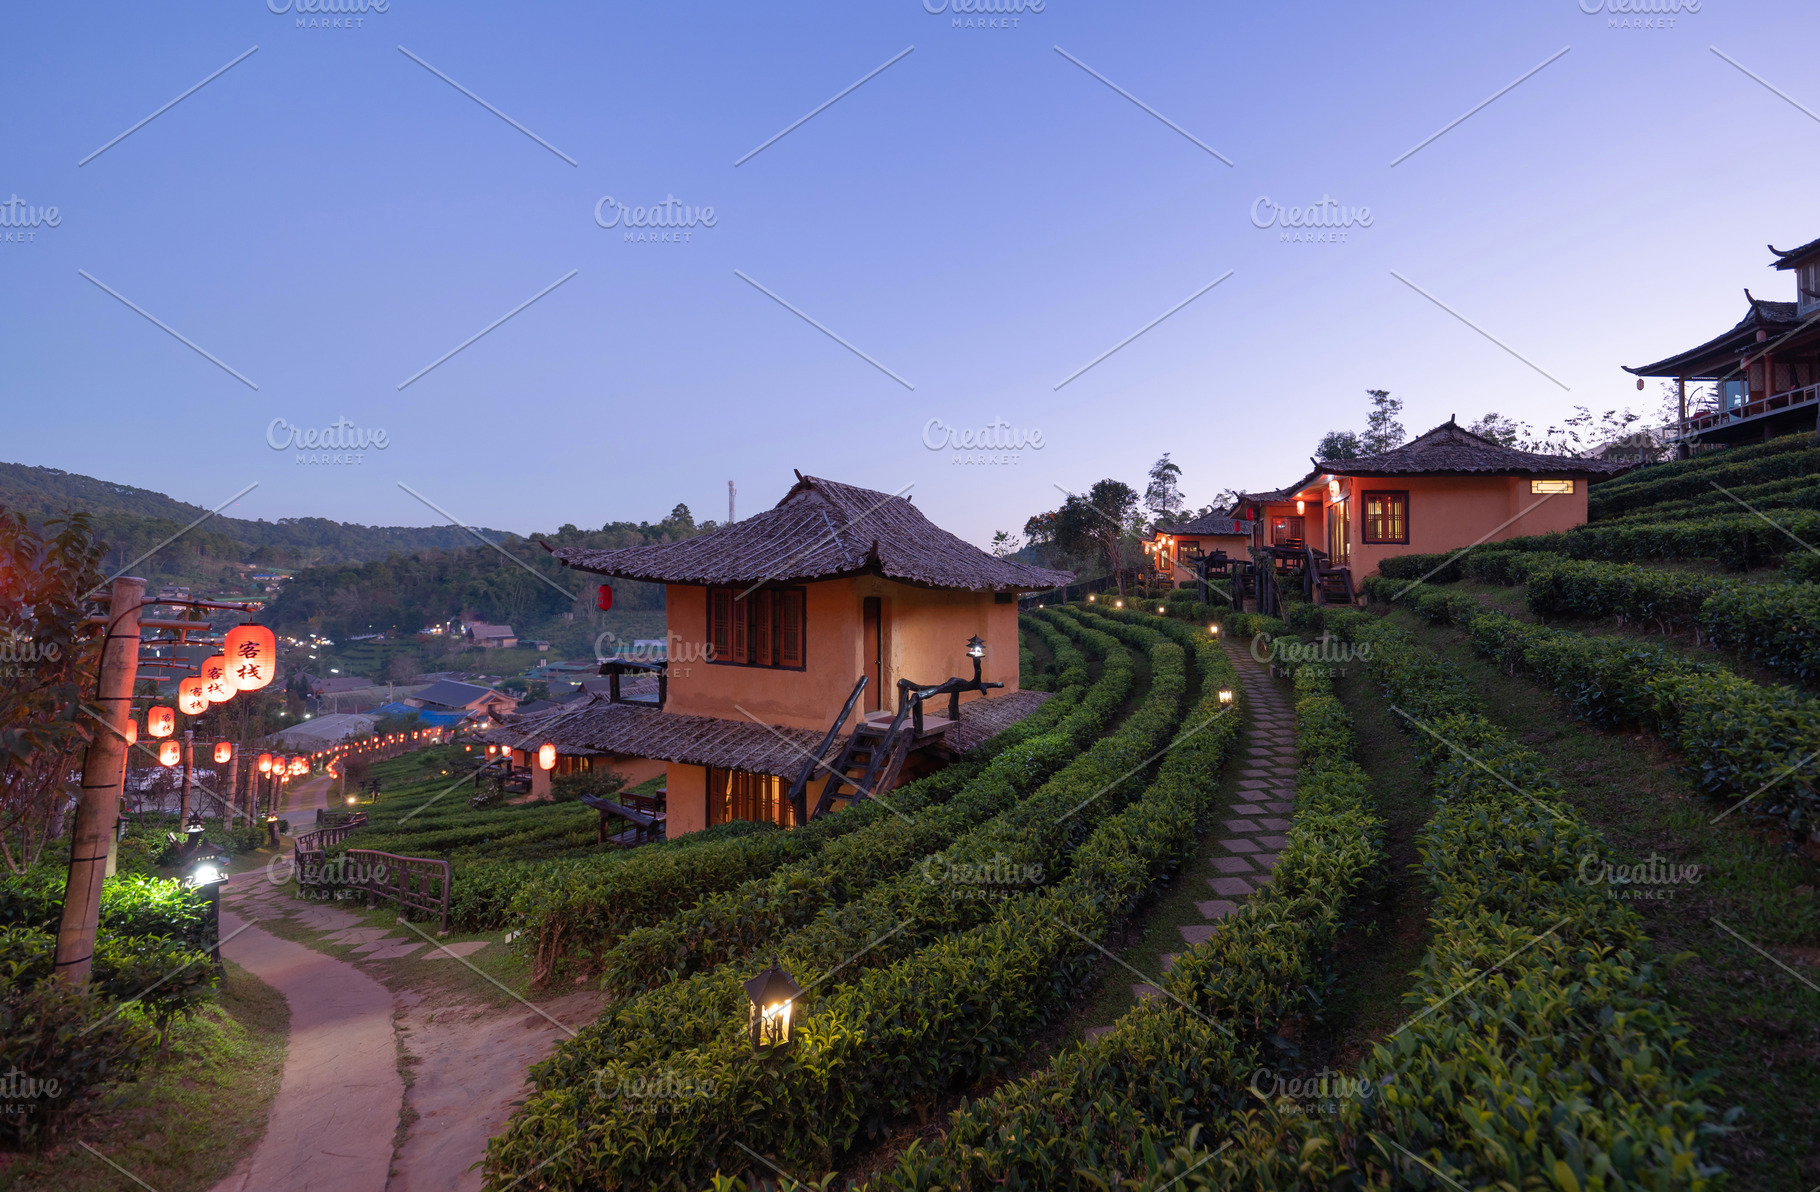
[1361,490,1409,545]
[706,585,808,671]
[1530,479,1575,495]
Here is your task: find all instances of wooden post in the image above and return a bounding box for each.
[1677,375,1688,459]
[179,729,194,827]
[53,576,144,984]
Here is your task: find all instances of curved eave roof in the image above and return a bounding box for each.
[1623,295,1798,378]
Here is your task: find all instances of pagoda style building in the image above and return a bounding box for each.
[1626,237,1820,449]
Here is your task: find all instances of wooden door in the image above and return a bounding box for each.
[862,597,882,713]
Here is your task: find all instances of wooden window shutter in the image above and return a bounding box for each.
[710,589,731,661]
[778,591,804,667]
[732,593,749,664]
[753,590,774,666]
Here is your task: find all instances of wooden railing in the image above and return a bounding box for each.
[346,849,452,934]
[293,814,367,861]
[1684,382,1820,434]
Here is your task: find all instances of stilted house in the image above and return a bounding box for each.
[1624,238,1820,449]
[485,473,1071,838]
[1235,420,1630,606]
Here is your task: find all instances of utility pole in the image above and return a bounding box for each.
[53,576,144,984]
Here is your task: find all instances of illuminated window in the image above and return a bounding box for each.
[1362,492,1408,544]
[1530,479,1575,495]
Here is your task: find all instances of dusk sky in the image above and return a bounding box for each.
[5,0,1817,546]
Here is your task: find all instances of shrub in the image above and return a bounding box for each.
[483,617,1226,1188]
[870,664,1382,1191]
[0,970,154,1151]
[549,768,629,804]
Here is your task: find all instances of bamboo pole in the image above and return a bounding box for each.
[53,576,144,984]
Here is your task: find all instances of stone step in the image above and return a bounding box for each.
[1195,898,1239,920]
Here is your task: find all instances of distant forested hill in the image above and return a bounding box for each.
[0,461,518,577]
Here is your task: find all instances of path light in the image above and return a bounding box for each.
[158,740,181,766]
[1157,605,1166,614]
[1218,687,1235,707]
[346,793,358,807]
[744,959,802,1052]
[147,706,175,739]
[214,740,232,765]
[224,623,276,691]
[965,635,985,659]
[1087,594,1096,602]
[1210,624,1220,637]
[1114,600,1123,609]
[538,742,556,770]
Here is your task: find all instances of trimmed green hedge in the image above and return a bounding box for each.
[482,616,1229,1189]
[1588,437,1820,520]
[867,661,1383,1191]
[1155,612,1717,1192]
[597,618,1100,995]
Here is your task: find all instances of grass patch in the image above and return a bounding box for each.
[0,961,288,1192]
[1302,661,1435,1068]
[1394,607,1820,1191]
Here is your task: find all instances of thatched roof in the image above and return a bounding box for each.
[1315,421,1632,478]
[549,473,1073,591]
[1153,512,1252,537]
[483,689,1052,777]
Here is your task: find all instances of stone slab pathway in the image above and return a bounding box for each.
[1084,643,1296,1043]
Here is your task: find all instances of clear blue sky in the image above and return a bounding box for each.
[4,0,1817,547]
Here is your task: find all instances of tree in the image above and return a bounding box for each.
[1466,412,1528,447]
[1314,430,1361,461]
[989,530,1018,558]
[1143,455,1186,525]
[1054,480,1140,595]
[1361,389,1406,455]
[0,510,108,873]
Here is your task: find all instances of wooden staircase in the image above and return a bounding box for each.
[807,710,916,819]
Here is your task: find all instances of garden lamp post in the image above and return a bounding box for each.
[189,851,231,965]
[1218,687,1235,707]
[744,959,802,1052]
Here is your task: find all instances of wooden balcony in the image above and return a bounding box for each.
[1681,382,1819,441]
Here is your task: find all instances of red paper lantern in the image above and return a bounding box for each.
[258,752,273,774]
[596,584,614,611]
[224,624,276,692]
[538,742,556,770]
[214,741,233,765]
[125,718,138,746]
[200,655,235,704]
[177,677,208,717]
[158,740,181,767]
[147,705,175,739]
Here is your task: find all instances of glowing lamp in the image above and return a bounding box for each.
[1114,600,1123,609]
[177,678,208,716]
[538,742,556,770]
[223,623,276,691]
[744,959,802,1052]
[147,705,175,739]
[347,794,358,806]
[596,584,614,611]
[965,635,985,659]
[1087,594,1096,602]
[487,744,497,756]
[1217,687,1235,707]
[213,741,232,764]
[125,718,138,746]
[258,752,273,774]
[1157,606,1166,614]
[200,655,235,703]
[158,740,181,767]
[1328,478,1341,501]
[1210,624,1220,637]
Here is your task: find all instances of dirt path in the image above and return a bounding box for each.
[209,869,602,1192]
